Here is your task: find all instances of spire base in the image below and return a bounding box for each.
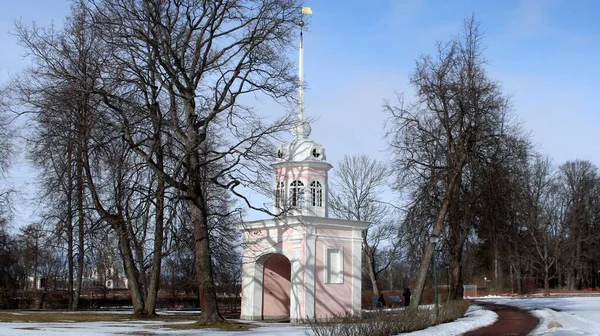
[291,120,311,139]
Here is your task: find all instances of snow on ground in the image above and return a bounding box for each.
[1,296,600,335]
[0,318,313,336]
[395,304,498,336]
[478,296,600,335]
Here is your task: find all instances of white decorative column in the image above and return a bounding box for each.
[351,229,363,316]
[240,243,254,319]
[290,239,303,322]
[304,226,317,319]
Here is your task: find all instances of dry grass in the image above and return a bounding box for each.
[307,299,471,336]
[161,321,254,331]
[0,311,197,323]
[0,311,255,331]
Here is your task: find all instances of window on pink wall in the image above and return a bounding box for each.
[275,181,285,209]
[325,247,344,284]
[290,180,305,207]
[310,180,323,207]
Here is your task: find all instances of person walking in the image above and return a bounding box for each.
[403,288,411,307]
[377,293,386,308]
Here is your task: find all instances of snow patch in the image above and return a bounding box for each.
[395,305,497,336]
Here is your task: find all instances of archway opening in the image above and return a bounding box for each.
[261,253,291,320]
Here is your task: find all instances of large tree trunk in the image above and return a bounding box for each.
[191,199,223,323]
[448,250,464,300]
[142,59,165,317]
[447,180,464,300]
[114,220,146,315]
[66,143,75,310]
[73,145,85,310]
[182,89,223,323]
[144,171,164,315]
[132,225,149,300]
[409,189,454,308]
[410,155,466,308]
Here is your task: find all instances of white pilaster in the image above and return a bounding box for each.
[304,226,316,319]
[290,239,303,322]
[240,252,264,320]
[352,229,363,316]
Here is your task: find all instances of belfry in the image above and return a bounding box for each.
[239,7,369,322]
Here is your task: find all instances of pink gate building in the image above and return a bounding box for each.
[239,7,369,322]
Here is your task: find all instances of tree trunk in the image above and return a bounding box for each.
[448,248,464,300]
[83,141,152,317]
[114,221,146,315]
[543,243,550,295]
[142,63,165,317]
[364,244,379,296]
[73,145,85,310]
[66,142,74,310]
[182,90,223,323]
[132,225,149,300]
[516,267,522,294]
[494,244,499,291]
[510,263,514,294]
[191,198,223,323]
[144,171,164,315]
[409,187,454,308]
[447,180,464,300]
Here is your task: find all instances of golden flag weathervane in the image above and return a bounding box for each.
[300,7,312,27]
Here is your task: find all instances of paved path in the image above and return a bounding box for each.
[463,302,539,336]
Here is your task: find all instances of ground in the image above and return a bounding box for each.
[1,295,600,335]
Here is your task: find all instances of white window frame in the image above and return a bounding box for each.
[290,180,305,207]
[275,181,285,209]
[324,246,344,284]
[309,180,323,207]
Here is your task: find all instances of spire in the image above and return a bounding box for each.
[292,7,312,139]
[298,20,305,123]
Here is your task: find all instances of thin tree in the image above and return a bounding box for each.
[329,154,397,295]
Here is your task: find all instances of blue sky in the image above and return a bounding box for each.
[1,0,600,225]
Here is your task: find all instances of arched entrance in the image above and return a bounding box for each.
[261,253,291,320]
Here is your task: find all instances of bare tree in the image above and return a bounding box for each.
[11,5,168,315]
[88,0,301,322]
[385,16,512,306]
[0,90,12,176]
[12,7,104,311]
[557,160,599,290]
[329,154,398,295]
[0,89,15,222]
[520,155,565,293]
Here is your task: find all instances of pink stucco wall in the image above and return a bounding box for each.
[314,239,353,317]
[245,228,296,260]
[275,166,328,184]
[316,228,352,237]
[262,254,291,318]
